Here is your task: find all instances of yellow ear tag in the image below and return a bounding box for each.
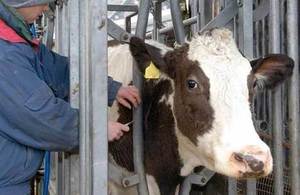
[144,62,160,79]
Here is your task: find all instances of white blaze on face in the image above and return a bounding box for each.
[187,29,272,177]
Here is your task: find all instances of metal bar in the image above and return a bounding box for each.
[240,2,255,193]
[269,1,284,195]
[108,19,133,43]
[190,0,200,34]
[287,0,300,194]
[246,178,256,195]
[253,0,270,22]
[152,0,162,41]
[107,4,139,12]
[68,0,81,194]
[55,3,69,194]
[200,1,239,33]
[79,0,91,194]
[199,0,205,28]
[224,0,235,32]
[146,16,197,36]
[44,4,55,47]
[134,0,151,194]
[178,177,192,195]
[228,178,238,195]
[204,0,213,25]
[262,18,266,56]
[135,0,151,38]
[170,0,186,44]
[238,0,253,58]
[90,0,109,194]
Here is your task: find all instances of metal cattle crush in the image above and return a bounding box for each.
[42,0,299,195]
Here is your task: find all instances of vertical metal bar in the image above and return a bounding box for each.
[152,0,162,41]
[287,0,300,194]
[199,0,205,28]
[170,0,186,44]
[178,177,192,195]
[68,0,80,194]
[262,18,266,56]
[190,0,200,34]
[136,0,151,39]
[269,1,284,195]
[134,0,151,195]
[239,1,257,193]
[79,0,91,194]
[246,178,256,195]
[90,0,108,194]
[238,0,253,58]
[228,178,238,195]
[205,0,213,24]
[55,3,69,194]
[79,0,108,194]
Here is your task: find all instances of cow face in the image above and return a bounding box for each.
[129,28,293,179]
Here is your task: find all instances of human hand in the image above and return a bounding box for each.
[116,85,141,109]
[108,121,130,142]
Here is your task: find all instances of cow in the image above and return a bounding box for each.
[107,28,294,195]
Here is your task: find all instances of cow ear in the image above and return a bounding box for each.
[129,37,168,76]
[250,54,294,90]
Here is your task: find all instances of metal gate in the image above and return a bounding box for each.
[47,0,299,195]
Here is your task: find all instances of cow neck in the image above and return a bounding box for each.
[109,78,184,193]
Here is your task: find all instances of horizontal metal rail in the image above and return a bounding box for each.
[108,4,139,12]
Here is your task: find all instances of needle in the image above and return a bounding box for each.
[125,120,133,126]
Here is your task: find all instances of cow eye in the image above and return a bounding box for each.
[187,80,198,89]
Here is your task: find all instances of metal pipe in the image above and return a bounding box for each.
[145,16,197,37]
[152,0,162,41]
[55,4,68,195]
[170,0,186,44]
[134,0,151,194]
[238,0,253,58]
[287,0,300,194]
[228,178,238,195]
[89,0,109,194]
[199,0,205,28]
[200,0,239,33]
[178,177,192,195]
[237,1,256,193]
[269,1,284,195]
[135,0,151,39]
[79,0,90,194]
[107,4,139,12]
[190,0,200,34]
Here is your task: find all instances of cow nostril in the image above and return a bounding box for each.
[233,152,265,172]
[233,152,244,162]
[244,155,264,172]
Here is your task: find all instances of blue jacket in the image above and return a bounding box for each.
[0,2,121,194]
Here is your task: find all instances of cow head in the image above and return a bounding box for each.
[129,28,293,179]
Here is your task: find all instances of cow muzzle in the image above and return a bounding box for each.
[230,145,272,178]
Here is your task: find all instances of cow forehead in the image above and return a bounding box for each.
[188,29,252,100]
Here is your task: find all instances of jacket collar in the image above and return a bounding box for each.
[0,18,39,46]
[0,0,39,46]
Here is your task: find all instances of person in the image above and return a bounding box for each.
[0,0,141,194]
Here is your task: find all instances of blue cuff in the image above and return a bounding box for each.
[107,76,122,106]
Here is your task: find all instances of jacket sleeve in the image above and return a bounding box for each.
[38,44,70,100]
[0,45,79,151]
[108,76,121,106]
[40,44,122,106]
